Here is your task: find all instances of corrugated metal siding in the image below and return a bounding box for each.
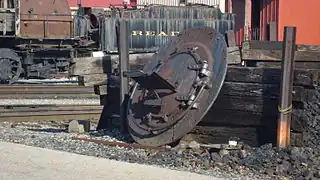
[112,6,235,20]
[135,0,222,7]
[136,0,180,7]
[259,0,278,40]
[100,18,235,52]
[117,6,224,19]
[185,0,220,6]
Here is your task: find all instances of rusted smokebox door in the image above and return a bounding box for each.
[20,0,72,38]
[127,27,228,146]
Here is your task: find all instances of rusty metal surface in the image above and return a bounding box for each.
[126,27,228,146]
[135,0,221,8]
[112,6,235,20]
[116,6,226,19]
[19,0,73,38]
[101,18,235,53]
[136,0,180,7]
[184,0,221,6]
[277,27,296,147]
[71,137,170,151]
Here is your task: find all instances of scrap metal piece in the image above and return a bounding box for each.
[71,137,170,151]
[127,27,228,147]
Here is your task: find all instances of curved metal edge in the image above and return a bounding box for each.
[199,33,228,121]
[126,30,228,146]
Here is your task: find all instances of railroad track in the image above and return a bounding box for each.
[12,76,78,85]
[0,84,102,122]
[0,84,97,98]
[0,84,101,105]
[0,104,102,122]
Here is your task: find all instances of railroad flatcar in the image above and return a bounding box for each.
[0,0,99,84]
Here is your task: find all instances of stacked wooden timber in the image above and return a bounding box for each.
[69,31,241,87]
[91,65,320,146]
[200,66,319,146]
[208,40,320,146]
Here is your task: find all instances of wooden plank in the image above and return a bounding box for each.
[242,40,320,51]
[201,109,276,127]
[94,84,108,95]
[78,74,108,87]
[201,102,305,132]
[227,47,241,64]
[69,53,154,76]
[252,62,320,69]
[242,41,284,50]
[220,82,315,102]
[190,126,276,147]
[211,95,303,114]
[241,48,320,62]
[70,56,114,76]
[190,125,302,147]
[225,67,319,88]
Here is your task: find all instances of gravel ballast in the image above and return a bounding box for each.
[1,120,319,180]
[0,121,270,180]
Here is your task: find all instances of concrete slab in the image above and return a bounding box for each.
[0,141,221,180]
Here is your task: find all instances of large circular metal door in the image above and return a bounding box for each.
[127,27,228,146]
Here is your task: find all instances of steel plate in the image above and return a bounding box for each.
[127,27,228,146]
[20,0,73,38]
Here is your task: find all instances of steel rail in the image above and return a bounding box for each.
[0,105,102,122]
[0,84,103,122]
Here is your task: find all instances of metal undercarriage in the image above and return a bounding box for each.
[0,36,97,83]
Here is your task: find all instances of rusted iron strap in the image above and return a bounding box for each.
[71,137,170,151]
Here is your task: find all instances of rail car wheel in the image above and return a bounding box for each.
[0,48,22,84]
[126,27,228,147]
